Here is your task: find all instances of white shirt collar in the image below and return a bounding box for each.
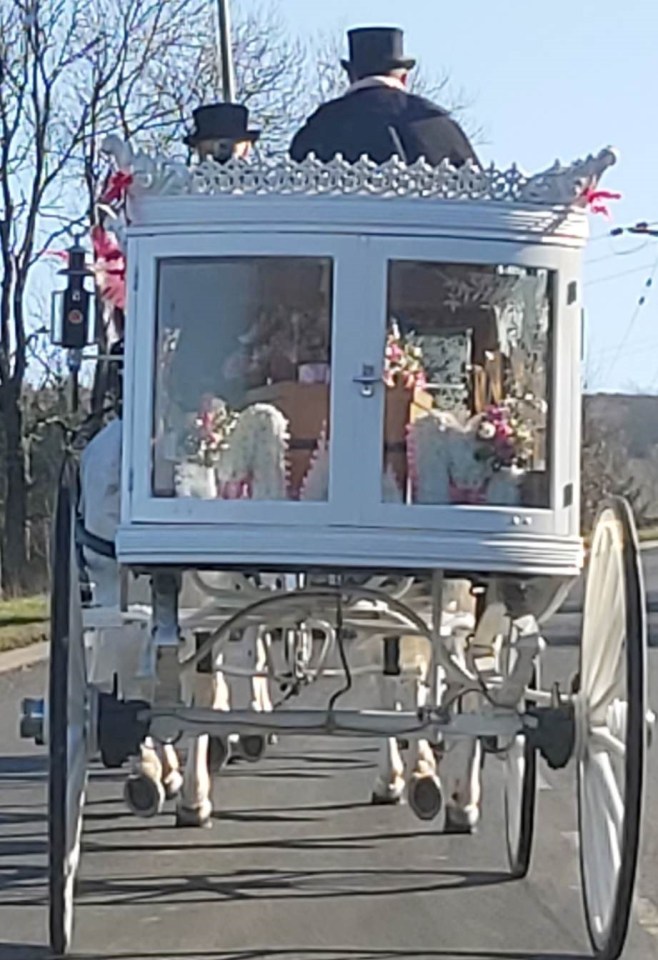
[347,75,407,95]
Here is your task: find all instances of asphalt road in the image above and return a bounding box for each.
[1,587,657,959]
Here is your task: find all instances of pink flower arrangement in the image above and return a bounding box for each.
[383,321,427,390]
[476,404,532,468]
[185,394,238,468]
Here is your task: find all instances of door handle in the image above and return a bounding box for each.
[353,365,381,397]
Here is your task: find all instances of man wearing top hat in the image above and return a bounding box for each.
[290,27,477,168]
[170,102,262,416]
[184,102,260,164]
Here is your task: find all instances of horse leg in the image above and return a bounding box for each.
[208,650,231,774]
[175,633,214,828]
[444,722,482,834]
[371,737,406,805]
[91,622,165,819]
[441,592,496,834]
[254,630,277,745]
[176,734,214,828]
[161,742,183,800]
[371,638,405,804]
[124,737,166,818]
[226,626,268,763]
[407,681,443,821]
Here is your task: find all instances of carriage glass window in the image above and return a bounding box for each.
[381,261,553,508]
[152,257,333,501]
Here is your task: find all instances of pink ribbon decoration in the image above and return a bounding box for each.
[449,481,487,505]
[220,478,252,500]
[91,225,126,310]
[44,229,126,311]
[100,171,134,205]
[581,186,622,219]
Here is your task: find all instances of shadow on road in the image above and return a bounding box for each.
[0,755,46,779]
[73,864,516,908]
[0,943,590,960]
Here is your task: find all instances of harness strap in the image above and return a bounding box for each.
[72,465,117,561]
[74,516,117,560]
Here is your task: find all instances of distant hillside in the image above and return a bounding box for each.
[585,393,658,521]
[586,394,658,458]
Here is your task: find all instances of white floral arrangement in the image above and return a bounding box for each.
[408,411,523,506]
[175,461,218,499]
[216,403,289,501]
[299,423,329,502]
[175,400,289,501]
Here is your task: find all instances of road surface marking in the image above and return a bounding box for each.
[562,831,579,851]
[538,770,552,791]
[636,896,658,938]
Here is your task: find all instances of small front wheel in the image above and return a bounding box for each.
[503,667,538,879]
[49,462,89,957]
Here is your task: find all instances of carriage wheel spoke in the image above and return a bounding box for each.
[589,725,626,761]
[582,771,608,932]
[586,747,624,842]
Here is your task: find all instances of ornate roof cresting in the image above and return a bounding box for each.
[101,135,617,208]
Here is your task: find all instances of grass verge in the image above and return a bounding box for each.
[0,595,49,654]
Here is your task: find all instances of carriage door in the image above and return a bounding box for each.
[352,236,577,537]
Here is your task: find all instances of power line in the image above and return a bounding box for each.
[601,256,658,382]
[584,261,658,286]
[587,336,658,360]
[585,240,648,265]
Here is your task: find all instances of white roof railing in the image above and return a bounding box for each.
[101,135,617,208]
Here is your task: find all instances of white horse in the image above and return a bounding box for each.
[78,416,275,826]
[79,409,492,833]
[367,578,489,832]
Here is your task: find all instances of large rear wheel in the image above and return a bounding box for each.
[577,497,647,960]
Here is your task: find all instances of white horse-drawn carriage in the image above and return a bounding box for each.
[20,138,654,960]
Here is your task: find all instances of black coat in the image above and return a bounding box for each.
[290,86,478,168]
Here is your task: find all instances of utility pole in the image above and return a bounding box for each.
[215,0,236,102]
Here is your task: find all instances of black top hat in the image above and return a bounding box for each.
[183,103,260,147]
[341,27,416,75]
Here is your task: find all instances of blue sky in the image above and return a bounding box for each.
[279,0,657,393]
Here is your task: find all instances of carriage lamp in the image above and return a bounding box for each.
[50,237,95,350]
[20,697,44,745]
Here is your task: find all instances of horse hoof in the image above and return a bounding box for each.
[208,736,229,775]
[370,777,405,805]
[237,734,267,763]
[408,773,443,821]
[175,800,213,828]
[124,773,165,818]
[444,804,479,835]
[163,770,183,801]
